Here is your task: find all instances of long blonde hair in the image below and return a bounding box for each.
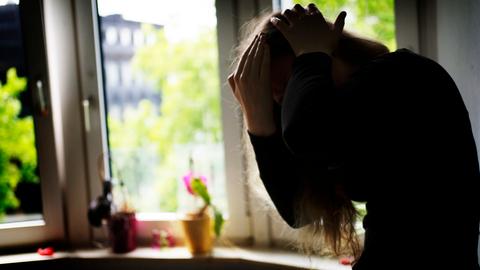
[234,11,388,259]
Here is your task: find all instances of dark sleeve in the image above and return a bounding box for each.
[281,52,339,170]
[248,131,301,227]
[248,53,341,228]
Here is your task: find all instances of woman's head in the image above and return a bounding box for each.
[233,12,295,104]
[232,11,389,104]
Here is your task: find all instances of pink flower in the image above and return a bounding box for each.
[182,171,207,195]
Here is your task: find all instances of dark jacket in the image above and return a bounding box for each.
[249,49,480,269]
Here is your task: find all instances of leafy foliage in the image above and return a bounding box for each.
[134,27,222,157]
[0,68,38,216]
[189,176,224,237]
[212,206,225,237]
[108,26,223,213]
[191,177,211,206]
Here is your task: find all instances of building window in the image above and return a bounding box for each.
[133,29,143,47]
[105,26,118,45]
[120,27,131,46]
[120,61,132,87]
[105,62,119,88]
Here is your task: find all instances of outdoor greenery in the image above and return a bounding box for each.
[108,27,222,212]
[294,0,396,50]
[0,68,38,217]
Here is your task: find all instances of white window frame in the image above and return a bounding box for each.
[0,0,65,248]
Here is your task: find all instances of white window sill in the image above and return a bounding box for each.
[0,246,351,270]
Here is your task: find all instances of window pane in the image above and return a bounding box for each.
[97,0,227,215]
[0,1,43,223]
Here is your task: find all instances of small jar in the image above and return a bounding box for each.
[108,211,137,253]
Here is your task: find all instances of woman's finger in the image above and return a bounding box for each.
[270,16,289,38]
[251,34,265,77]
[241,34,261,76]
[306,3,320,15]
[282,8,298,25]
[259,41,270,80]
[334,11,347,36]
[235,35,258,79]
[292,4,306,17]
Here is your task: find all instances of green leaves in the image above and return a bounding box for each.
[190,177,224,237]
[0,68,37,216]
[213,206,225,237]
[191,177,211,206]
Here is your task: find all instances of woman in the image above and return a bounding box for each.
[228,3,480,270]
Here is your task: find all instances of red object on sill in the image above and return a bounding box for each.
[339,257,353,265]
[108,211,137,253]
[37,247,54,256]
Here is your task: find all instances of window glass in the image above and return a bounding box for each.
[0,1,43,223]
[97,0,227,214]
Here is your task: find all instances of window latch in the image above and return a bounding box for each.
[82,96,94,132]
[36,80,49,117]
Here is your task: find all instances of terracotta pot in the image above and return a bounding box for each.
[180,213,213,254]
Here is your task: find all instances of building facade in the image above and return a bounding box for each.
[100,14,162,119]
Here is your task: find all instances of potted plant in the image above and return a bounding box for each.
[180,172,224,254]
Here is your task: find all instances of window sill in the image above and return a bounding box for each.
[0,246,350,270]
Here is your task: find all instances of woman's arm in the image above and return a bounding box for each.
[281,52,339,167]
[249,130,302,227]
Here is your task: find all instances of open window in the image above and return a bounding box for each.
[0,0,64,248]
[76,0,253,243]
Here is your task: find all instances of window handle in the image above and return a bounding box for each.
[36,80,49,116]
[82,96,93,132]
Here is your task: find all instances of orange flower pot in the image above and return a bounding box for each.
[180,213,213,254]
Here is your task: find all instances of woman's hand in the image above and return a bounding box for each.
[271,3,346,56]
[228,34,276,136]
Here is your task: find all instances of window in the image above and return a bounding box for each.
[0,0,64,247]
[0,2,41,223]
[0,0,420,249]
[105,61,119,88]
[78,0,410,247]
[133,29,144,47]
[120,61,132,87]
[120,27,131,46]
[97,0,228,216]
[105,27,118,45]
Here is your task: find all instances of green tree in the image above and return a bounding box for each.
[134,27,222,157]
[107,27,222,212]
[0,68,38,216]
[294,0,396,50]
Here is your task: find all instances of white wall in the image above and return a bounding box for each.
[434,0,480,262]
[436,0,480,154]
